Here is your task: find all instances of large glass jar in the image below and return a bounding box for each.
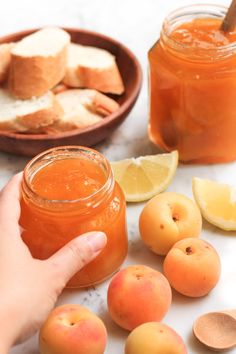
[20,146,128,288]
[148,5,236,163]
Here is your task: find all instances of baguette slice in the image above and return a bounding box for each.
[9,28,70,99]
[0,43,14,83]
[46,89,106,133]
[63,43,125,94]
[51,83,68,95]
[60,89,119,116]
[0,89,63,132]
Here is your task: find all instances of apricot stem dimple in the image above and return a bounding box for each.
[135,274,143,280]
[172,213,179,222]
[186,246,193,255]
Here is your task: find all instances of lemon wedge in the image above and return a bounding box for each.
[192,177,236,230]
[111,151,178,202]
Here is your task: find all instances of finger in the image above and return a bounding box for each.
[47,231,107,285]
[0,172,23,234]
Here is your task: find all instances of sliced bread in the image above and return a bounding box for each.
[0,43,14,83]
[45,89,107,133]
[63,43,124,95]
[60,89,120,116]
[0,89,63,132]
[9,28,70,99]
[51,83,68,95]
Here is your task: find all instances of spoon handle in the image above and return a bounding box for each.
[221,0,236,32]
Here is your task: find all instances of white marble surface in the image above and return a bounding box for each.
[0,0,235,353]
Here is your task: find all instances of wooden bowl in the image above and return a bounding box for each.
[0,28,142,156]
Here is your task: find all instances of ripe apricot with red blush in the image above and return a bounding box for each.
[163,238,221,297]
[107,265,172,331]
[39,304,107,354]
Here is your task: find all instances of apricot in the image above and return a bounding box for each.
[107,265,172,331]
[39,304,107,354]
[125,322,187,354]
[139,192,202,255]
[163,238,221,297]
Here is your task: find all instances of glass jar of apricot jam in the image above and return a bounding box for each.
[20,146,128,288]
[148,4,236,163]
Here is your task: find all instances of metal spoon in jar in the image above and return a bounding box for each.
[193,310,236,351]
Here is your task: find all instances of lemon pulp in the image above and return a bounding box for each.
[111,151,178,202]
[193,177,236,230]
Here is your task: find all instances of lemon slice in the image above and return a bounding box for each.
[192,177,236,230]
[111,151,178,202]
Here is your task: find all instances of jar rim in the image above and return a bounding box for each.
[22,146,114,210]
[162,3,236,60]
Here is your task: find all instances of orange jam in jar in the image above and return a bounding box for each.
[20,146,128,288]
[148,5,236,163]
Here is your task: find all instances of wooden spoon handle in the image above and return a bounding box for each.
[221,0,236,32]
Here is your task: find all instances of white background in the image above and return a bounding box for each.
[0,0,235,353]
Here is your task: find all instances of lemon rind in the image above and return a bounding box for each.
[124,151,178,202]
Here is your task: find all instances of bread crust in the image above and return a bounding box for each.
[18,94,63,132]
[0,43,14,83]
[77,64,124,95]
[45,89,110,133]
[9,44,69,99]
[51,83,68,95]
[44,110,101,133]
[0,92,63,133]
[63,67,82,87]
[63,44,124,94]
[87,90,119,116]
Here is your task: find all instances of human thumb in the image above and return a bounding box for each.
[47,231,107,285]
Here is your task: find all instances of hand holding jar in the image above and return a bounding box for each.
[0,173,107,352]
[20,146,128,288]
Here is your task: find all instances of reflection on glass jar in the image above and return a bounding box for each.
[148,4,236,163]
[20,146,128,288]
